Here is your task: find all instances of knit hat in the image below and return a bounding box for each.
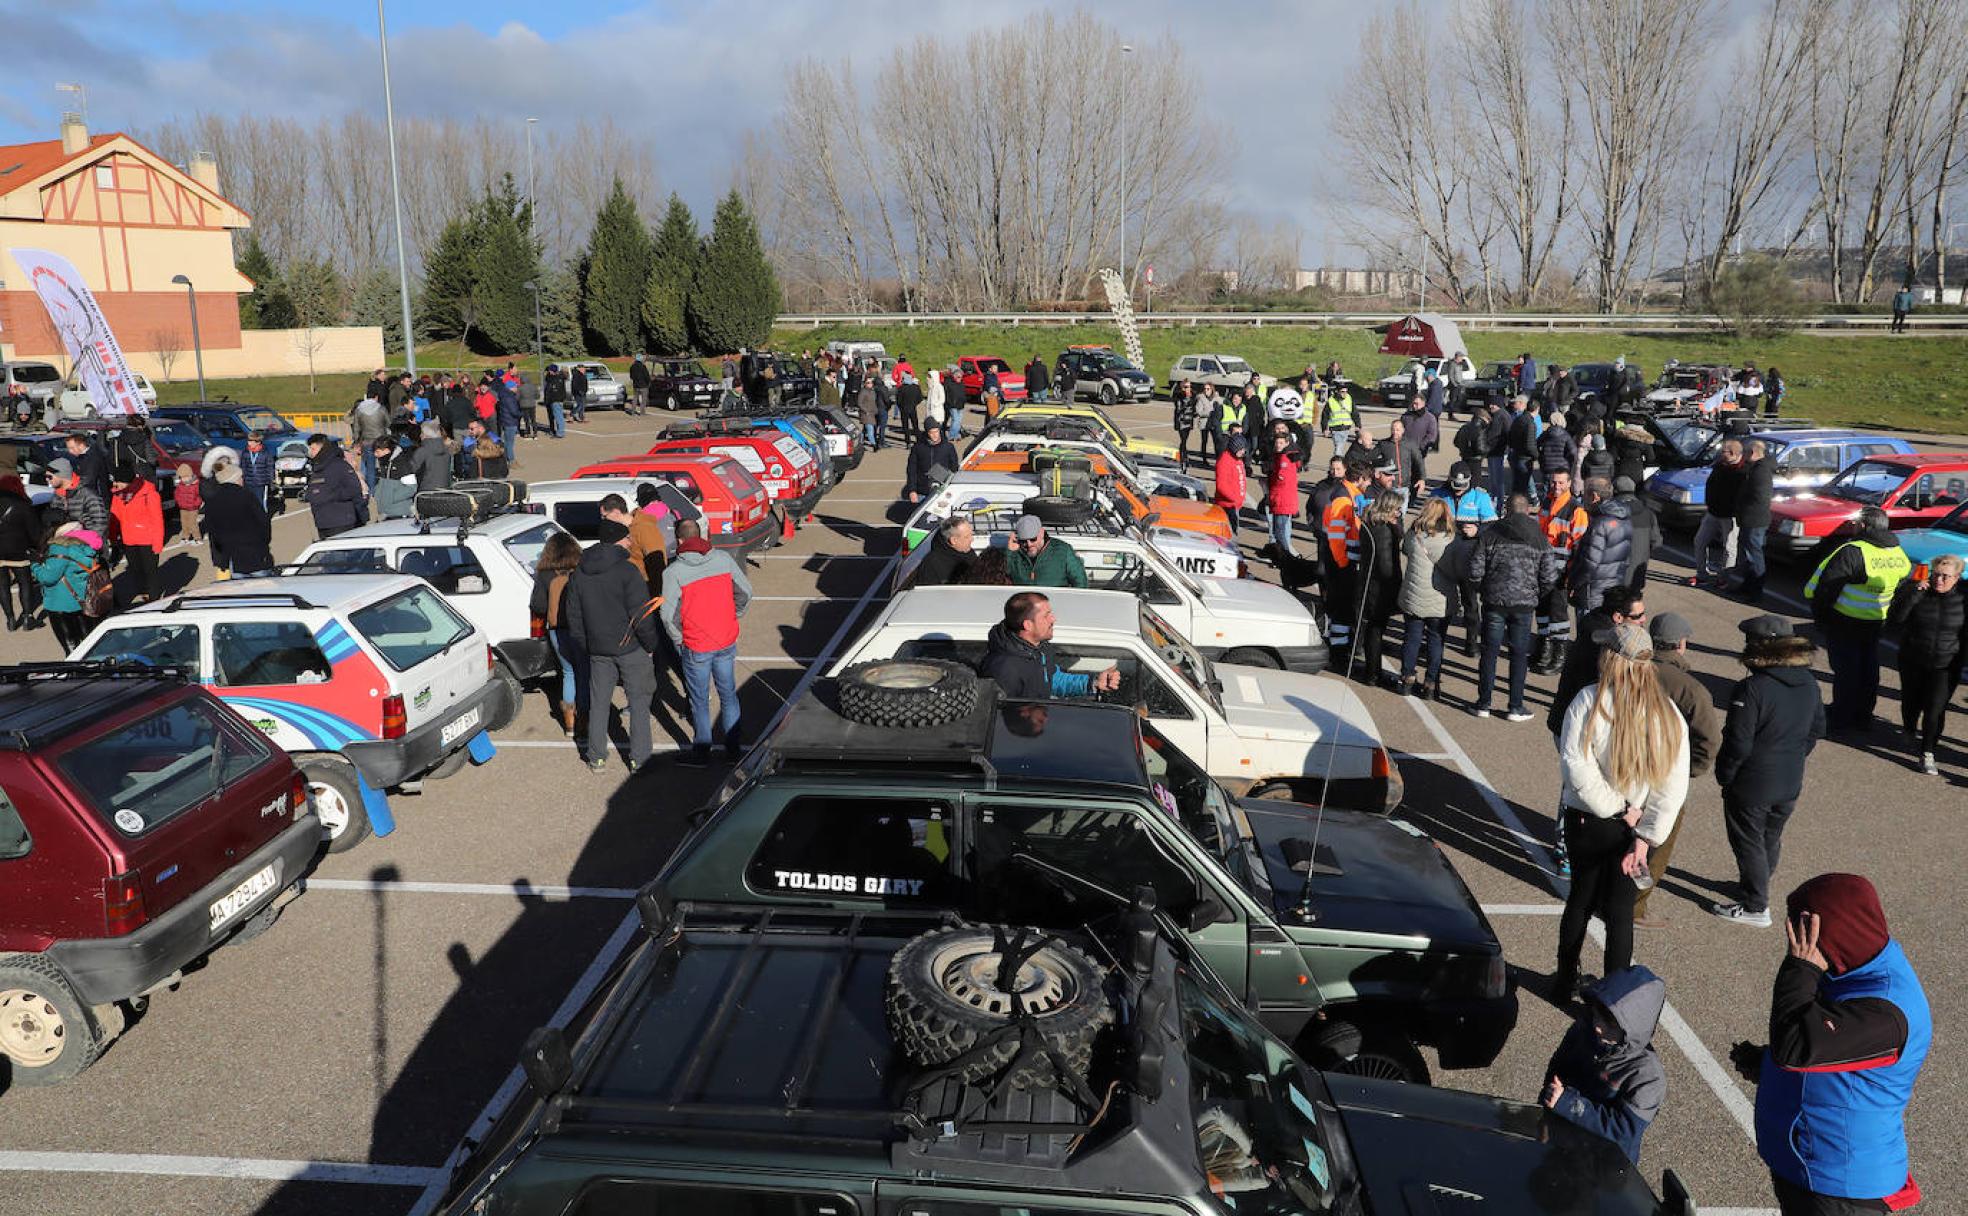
[1614,474,1637,493]
[597,519,630,544]
[1786,873,1890,974]
[1592,622,1653,660]
[48,457,73,480]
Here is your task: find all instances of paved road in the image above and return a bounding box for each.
[0,400,1958,1216]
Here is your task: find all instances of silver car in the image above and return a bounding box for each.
[575,363,627,408]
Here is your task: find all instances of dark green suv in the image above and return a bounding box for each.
[440,901,1685,1216]
[653,666,1517,1083]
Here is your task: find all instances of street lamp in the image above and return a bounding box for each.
[169,274,205,400]
[377,0,417,376]
[526,118,544,381]
[1118,43,1134,290]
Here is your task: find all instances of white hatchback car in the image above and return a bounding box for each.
[524,477,704,554]
[830,586,1397,811]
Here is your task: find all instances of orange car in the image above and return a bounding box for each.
[962,445,1234,544]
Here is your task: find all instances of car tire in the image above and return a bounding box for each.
[885,925,1112,1089]
[1100,383,1117,406]
[1221,647,1282,669]
[427,749,471,781]
[302,757,372,854]
[489,661,524,733]
[838,659,978,728]
[0,955,106,1086]
[666,394,680,412]
[1021,495,1096,527]
[1306,1017,1430,1085]
[1249,780,1301,802]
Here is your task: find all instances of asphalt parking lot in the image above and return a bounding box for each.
[0,397,1959,1216]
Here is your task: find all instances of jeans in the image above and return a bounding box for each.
[1722,792,1796,913]
[1478,607,1534,713]
[1692,514,1738,582]
[1509,456,1536,501]
[683,643,741,752]
[549,402,566,438]
[1735,522,1766,587]
[1399,615,1445,682]
[550,626,588,712]
[359,446,378,493]
[501,424,518,465]
[1487,454,1507,500]
[1555,809,1638,979]
[946,405,964,440]
[571,392,588,422]
[1823,620,1883,729]
[588,650,656,765]
[1329,426,1355,463]
[1268,510,1294,554]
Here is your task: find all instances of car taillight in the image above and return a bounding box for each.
[290,769,308,816]
[487,644,497,672]
[382,694,407,740]
[1371,747,1392,780]
[104,871,146,936]
[530,613,546,639]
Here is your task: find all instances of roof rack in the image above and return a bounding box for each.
[766,681,1002,783]
[0,660,186,685]
[0,661,191,751]
[161,589,323,613]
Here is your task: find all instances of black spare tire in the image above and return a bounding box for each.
[837,659,978,728]
[885,925,1111,1089]
[1021,494,1095,527]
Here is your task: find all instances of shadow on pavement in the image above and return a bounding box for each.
[1393,757,1559,894]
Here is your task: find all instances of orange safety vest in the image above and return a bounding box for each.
[1322,479,1364,568]
[1541,492,1588,558]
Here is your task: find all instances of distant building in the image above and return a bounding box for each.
[1294,267,1421,296]
[0,117,254,369]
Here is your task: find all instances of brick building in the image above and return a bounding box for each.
[0,117,253,371]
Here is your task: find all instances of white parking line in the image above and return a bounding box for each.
[305,877,636,900]
[0,1150,440,1188]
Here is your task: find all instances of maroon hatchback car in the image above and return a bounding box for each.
[0,663,320,1085]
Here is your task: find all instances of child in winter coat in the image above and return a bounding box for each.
[1213,433,1248,534]
[173,463,202,542]
[32,524,103,652]
[1542,965,1667,1163]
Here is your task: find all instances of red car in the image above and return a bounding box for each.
[0,663,319,1085]
[647,431,823,523]
[957,355,1028,403]
[572,453,777,554]
[1767,452,1968,561]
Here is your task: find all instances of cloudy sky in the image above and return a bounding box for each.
[0,0,1398,260]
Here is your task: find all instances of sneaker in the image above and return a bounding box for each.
[1920,752,1940,775]
[1505,710,1535,723]
[1474,706,1492,719]
[679,748,710,769]
[1712,902,1772,927]
[585,756,608,772]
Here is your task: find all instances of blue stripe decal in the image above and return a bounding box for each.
[313,621,358,664]
[223,697,369,748]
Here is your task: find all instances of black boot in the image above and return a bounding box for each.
[1528,635,1551,674]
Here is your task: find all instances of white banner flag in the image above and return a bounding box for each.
[8,247,146,415]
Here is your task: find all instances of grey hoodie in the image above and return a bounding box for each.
[1544,965,1666,1162]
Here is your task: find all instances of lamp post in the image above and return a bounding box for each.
[377,0,417,376]
[526,118,544,380]
[169,274,205,401]
[1118,44,1134,289]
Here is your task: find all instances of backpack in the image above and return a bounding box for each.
[83,556,114,618]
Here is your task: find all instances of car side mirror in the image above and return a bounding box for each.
[1186,893,1229,932]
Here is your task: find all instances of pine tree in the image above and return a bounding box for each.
[419,212,484,346]
[688,190,779,354]
[642,193,698,355]
[537,263,586,360]
[580,178,652,356]
[470,175,541,355]
[348,265,406,353]
[235,235,294,329]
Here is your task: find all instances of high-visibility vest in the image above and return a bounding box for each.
[1805,539,1912,622]
[1326,389,1355,429]
[1322,481,1363,568]
[1541,492,1588,557]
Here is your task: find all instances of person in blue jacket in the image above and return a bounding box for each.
[1541,964,1666,1163]
[1733,872,1930,1216]
[979,591,1120,699]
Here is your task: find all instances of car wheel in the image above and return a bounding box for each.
[1220,647,1282,669]
[838,658,979,728]
[427,749,471,781]
[489,660,524,733]
[666,394,679,412]
[1100,383,1117,406]
[1306,1017,1430,1085]
[885,925,1113,1089]
[302,757,371,854]
[1021,494,1097,527]
[0,956,106,1086]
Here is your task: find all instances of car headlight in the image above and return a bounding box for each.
[1673,487,1694,504]
[1780,519,1806,536]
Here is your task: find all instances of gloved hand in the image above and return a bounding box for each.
[1729,1040,1764,1082]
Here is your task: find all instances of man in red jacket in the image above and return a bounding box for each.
[1213,428,1248,536]
[1264,433,1301,557]
[660,519,753,767]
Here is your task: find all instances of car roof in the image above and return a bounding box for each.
[1863,452,1968,468]
[128,572,430,616]
[585,453,729,469]
[304,512,549,542]
[880,585,1141,635]
[1760,429,1910,445]
[0,664,193,751]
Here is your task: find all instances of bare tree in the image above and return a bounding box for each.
[1854,0,1961,297]
[1542,0,1714,311]
[1930,56,1968,293]
[148,330,184,383]
[1804,0,1874,300]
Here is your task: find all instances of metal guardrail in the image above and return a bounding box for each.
[777,310,1968,331]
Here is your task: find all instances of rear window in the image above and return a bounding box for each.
[551,501,604,541]
[10,365,60,383]
[79,623,201,673]
[59,698,274,838]
[348,587,472,672]
[501,522,561,574]
[300,547,389,574]
[712,442,768,474]
[771,436,814,468]
[716,461,765,499]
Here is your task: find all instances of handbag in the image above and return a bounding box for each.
[83,559,114,618]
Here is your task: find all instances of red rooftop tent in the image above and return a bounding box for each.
[1376,312,1466,360]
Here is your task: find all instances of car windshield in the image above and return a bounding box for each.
[1935,501,1968,535]
[1095,353,1139,372]
[1220,358,1252,376]
[11,365,61,383]
[235,407,296,435]
[1140,602,1219,711]
[1480,362,1512,378]
[1668,423,1720,460]
[347,586,472,672]
[660,361,698,377]
[1181,962,1346,1214]
[1137,719,1251,882]
[147,420,204,455]
[1821,461,1909,504]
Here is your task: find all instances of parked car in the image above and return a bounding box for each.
[1645,362,1733,409]
[0,360,65,411]
[1767,453,1968,561]
[523,477,702,555]
[992,400,1179,462]
[832,585,1399,809]
[71,573,516,853]
[1896,498,1968,572]
[0,432,71,513]
[954,355,1027,403]
[1055,345,1154,405]
[960,426,1209,500]
[572,363,626,409]
[0,662,321,1085]
[55,371,157,419]
[1462,360,1519,410]
[1644,429,1917,528]
[821,338,887,368]
[649,423,824,524]
[51,417,208,505]
[1166,352,1275,396]
[1373,355,1473,410]
[958,443,1231,542]
[571,453,777,555]
[646,358,719,412]
[709,397,863,474]
[1613,410,1820,483]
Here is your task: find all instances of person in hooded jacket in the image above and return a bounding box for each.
[661,519,754,766]
[302,435,366,540]
[1712,615,1826,928]
[1808,506,1912,733]
[1612,474,1660,586]
[905,421,958,502]
[1885,553,1965,775]
[0,474,44,629]
[1541,965,1667,1163]
[1398,498,1454,699]
[1264,433,1301,556]
[1569,477,1633,622]
[1731,873,1930,1216]
[1213,430,1248,534]
[1469,493,1562,720]
[203,463,272,577]
[409,420,455,492]
[31,523,102,651]
[109,465,165,606]
[569,518,663,771]
[1538,410,1580,486]
[372,439,416,519]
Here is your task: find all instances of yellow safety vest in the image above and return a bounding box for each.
[1326,389,1355,429]
[1805,539,1912,621]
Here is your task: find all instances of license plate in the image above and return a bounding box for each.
[210,863,279,933]
[440,707,482,747]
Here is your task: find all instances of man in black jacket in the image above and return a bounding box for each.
[978,591,1120,699]
[1613,474,1660,586]
[1732,437,1775,603]
[570,364,590,422]
[1691,438,1745,588]
[566,518,661,771]
[912,515,975,587]
[1468,493,1561,720]
[1024,355,1050,402]
[628,355,651,416]
[904,422,958,503]
[302,435,366,540]
[1505,395,1539,500]
[1711,614,1825,927]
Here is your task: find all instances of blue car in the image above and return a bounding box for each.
[153,402,305,448]
[1897,499,1968,571]
[1644,428,1916,528]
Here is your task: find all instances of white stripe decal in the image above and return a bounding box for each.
[0,1150,440,1187]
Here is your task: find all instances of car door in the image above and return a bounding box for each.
[1775,443,1839,494]
[1050,642,1211,766]
[1889,472,1965,525]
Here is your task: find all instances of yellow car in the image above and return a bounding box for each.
[991,402,1179,463]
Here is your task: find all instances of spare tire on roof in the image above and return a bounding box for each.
[453,478,528,508]
[837,659,978,729]
[412,489,480,521]
[1021,495,1095,527]
[885,924,1112,1089]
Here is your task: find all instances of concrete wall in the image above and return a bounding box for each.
[123,326,384,380]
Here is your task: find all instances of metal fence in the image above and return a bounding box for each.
[776,310,1968,332]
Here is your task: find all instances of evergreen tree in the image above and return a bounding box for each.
[687,190,779,354]
[580,178,652,355]
[419,211,485,346]
[235,234,294,329]
[348,265,406,352]
[469,174,541,355]
[642,193,698,355]
[537,263,586,360]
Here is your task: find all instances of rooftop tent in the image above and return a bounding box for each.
[1375,313,1466,360]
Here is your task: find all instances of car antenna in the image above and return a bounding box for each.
[1294,512,1380,923]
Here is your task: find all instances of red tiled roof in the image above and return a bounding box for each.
[0,133,120,195]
